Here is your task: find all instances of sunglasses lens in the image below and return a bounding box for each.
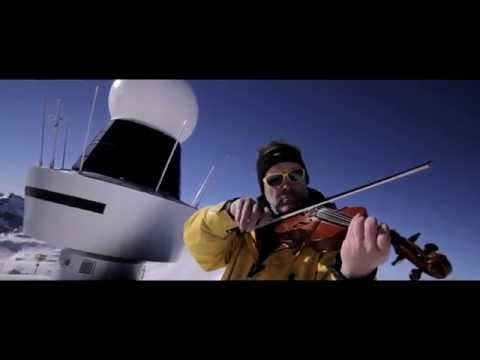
[266,175,283,187]
[288,169,305,182]
[265,169,305,187]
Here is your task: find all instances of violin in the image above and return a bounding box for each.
[274,206,452,280]
[228,161,453,280]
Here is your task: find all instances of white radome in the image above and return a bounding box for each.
[108,80,199,143]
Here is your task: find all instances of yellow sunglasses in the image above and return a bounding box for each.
[262,168,306,187]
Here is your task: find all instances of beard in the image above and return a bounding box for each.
[275,189,307,214]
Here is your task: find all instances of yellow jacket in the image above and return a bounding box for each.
[183,200,346,280]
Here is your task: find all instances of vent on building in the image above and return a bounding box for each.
[78,260,96,275]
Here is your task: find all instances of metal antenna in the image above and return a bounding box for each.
[49,99,63,169]
[39,97,47,167]
[79,84,100,172]
[191,153,231,208]
[191,165,216,208]
[61,121,70,169]
[155,120,189,192]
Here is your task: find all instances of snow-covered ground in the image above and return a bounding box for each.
[0,232,60,277]
[0,231,222,280]
[143,249,223,280]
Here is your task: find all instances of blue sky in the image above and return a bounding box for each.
[0,80,478,280]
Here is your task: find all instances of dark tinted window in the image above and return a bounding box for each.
[72,119,181,199]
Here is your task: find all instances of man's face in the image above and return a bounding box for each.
[263,162,309,215]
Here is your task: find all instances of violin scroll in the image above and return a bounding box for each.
[389,230,452,280]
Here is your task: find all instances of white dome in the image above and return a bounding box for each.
[108,80,199,143]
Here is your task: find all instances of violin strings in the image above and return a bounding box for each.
[327,212,352,226]
[330,208,354,222]
[317,207,352,222]
[318,208,354,226]
[323,208,352,222]
[316,208,351,227]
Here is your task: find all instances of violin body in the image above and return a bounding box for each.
[274,207,366,252]
[273,206,452,280]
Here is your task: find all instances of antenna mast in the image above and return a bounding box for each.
[191,153,231,208]
[191,165,215,208]
[79,84,100,172]
[49,99,63,169]
[39,97,47,167]
[61,121,70,169]
[155,120,188,192]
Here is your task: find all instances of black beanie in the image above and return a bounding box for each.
[256,142,310,195]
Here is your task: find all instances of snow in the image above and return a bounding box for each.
[0,232,60,277]
[143,248,223,280]
[0,234,47,253]
[0,229,222,280]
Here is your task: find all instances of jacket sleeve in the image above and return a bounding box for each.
[183,200,240,272]
[328,253,378,280]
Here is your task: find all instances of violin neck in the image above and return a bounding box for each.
[316,208,403,248]
[314,207,352,227]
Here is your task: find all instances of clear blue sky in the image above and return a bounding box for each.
[1,80,478,280]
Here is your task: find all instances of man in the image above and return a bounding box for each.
[184,141,391,280]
